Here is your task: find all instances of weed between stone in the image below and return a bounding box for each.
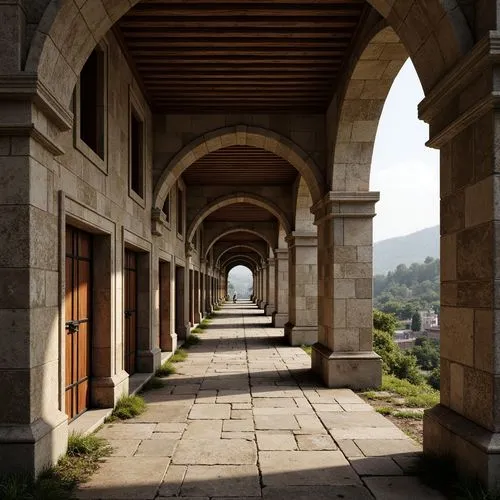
[111,394,146,420]
[0,433,111,499]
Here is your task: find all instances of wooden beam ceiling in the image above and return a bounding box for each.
[118,0,366,112]
[182,145,298,185]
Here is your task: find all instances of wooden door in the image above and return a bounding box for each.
[65,226,92,420]
[124,250,138,375]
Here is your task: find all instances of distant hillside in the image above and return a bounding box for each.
[374,226,439,275]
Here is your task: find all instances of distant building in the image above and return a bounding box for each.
[419,310,439,330]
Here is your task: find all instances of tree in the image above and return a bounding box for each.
[373,309,398,335]
[412,338,440,370]
[411,312,422,332]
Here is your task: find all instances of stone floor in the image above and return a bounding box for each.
[76,301,445,499]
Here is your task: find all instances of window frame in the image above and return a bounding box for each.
[73,40,108,174]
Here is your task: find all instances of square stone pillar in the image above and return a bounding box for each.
[255,267,262,306]
[260,262,268,310]
[265,258,276,316]
[284,232,318,345]
[272,249,289,327]
[311,192,381,390]
[0,100,68,474]
[418,33,500,489]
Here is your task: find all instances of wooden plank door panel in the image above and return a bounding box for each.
[124,250,138,375]
[65,226,92,421]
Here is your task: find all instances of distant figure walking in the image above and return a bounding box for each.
[233,293,237,303]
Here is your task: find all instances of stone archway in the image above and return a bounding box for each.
[187,192,292,244]
[206,228,275,259]
[153,126,324,208]
[330,25,408,192]
[294,177,316,231]
[215,244,266,267]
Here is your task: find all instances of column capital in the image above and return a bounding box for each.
[311,191,379,226]
[274,248,289,259]
[285,231,317,247]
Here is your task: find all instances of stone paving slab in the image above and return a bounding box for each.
[76,302,443,499]
[75,457,169,499]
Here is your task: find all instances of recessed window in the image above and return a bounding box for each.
[177,187,184,237]
[79,49,105,159]
[163,194,170,223]
[130,109,144,198]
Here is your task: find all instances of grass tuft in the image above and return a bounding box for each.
[301,345,312,356]
[0,432,111,499]
[184,334,201,348]
[111,394,146,420]
[155,361,176,377]
[170,348,188,363]
[375,406,393,416]
[191,327,203,333]
[392,409,423,420]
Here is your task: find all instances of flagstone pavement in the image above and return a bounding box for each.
[76,301,445,499]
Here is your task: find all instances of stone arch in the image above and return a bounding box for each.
[154,126,323,207]
[206,229,275,258]
[222,255,259,273]
[27,1,472,113]
[225,261,255,275]
[294,177,316,232]
[330,25,408,192]
[216,244,266,266]
[187,192,291,244]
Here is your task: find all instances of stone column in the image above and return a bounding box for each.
[265,258,276,316]
[0,90,68,472]
[199,265,206,318]
[418,33,500,488]
[260,262,268,310]
[272,249,289,327]
[205,271,212,313]
[255,267,261,305]
[284,232,318,345]
[311,192,381,389]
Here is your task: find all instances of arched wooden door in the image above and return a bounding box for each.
[124,249,138,375]
[65,226,92,420]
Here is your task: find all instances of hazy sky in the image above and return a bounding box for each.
[371,59,440,242]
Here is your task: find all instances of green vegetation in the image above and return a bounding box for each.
[156,361,176,377]
[111,394,146,420]
[184,334,201,347]
[373,327,424,385]
[428,367,440,390]
[170,348,188,363]
[0,433,111,499]
[381,374,439,408]
[411,337,440,371]
[301,345,312,356]
[411,312,422,331]
[374,257,440,318]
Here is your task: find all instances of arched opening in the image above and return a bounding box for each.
[227,265,253,300]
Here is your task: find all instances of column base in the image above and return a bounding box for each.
[272,312,288,328]
[311,343,381,390]
[136,347,162,373]
[424,404,500,490]
[284,323,317,346]
[92,370,129,408]
[0,409,68,476]
[264,303,276,316]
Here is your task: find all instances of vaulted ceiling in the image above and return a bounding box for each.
[118,0,367,112]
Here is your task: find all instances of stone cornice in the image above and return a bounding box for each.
[0,74,73,131]
[274,248,289,258]
[419,32,500,147]
[311,191,379,225]
[0,124,65,155]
